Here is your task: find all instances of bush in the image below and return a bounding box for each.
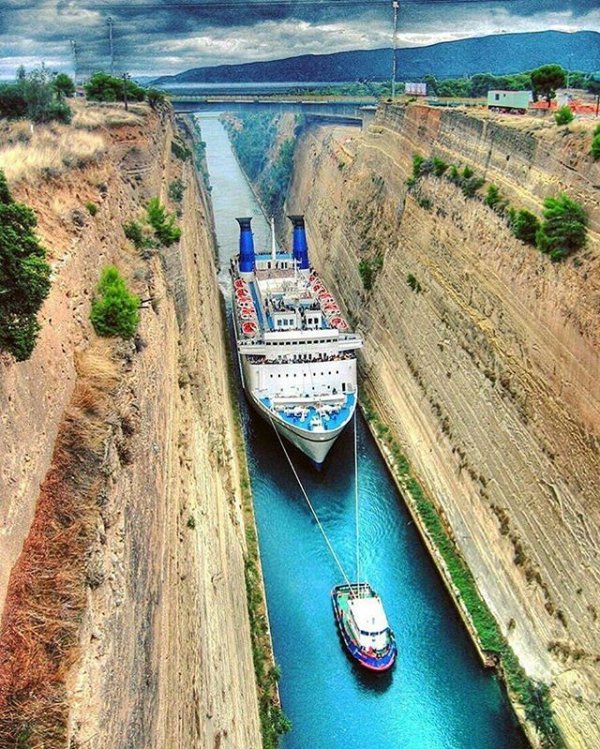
[123,220,144,248]
[85,201,98,216]
[554,106,574,126]
[431,157,448,177]
[509,209,540,246]
[461,175,485,198]
[168,178,185,203]
[591,133,600,160]
[484,184,501,209]
[90,266,140,339]
[146,88,165,108]
[171,140,191,161]
[146,197,181,246]
[412,153,425,178]
[0,66,72,123]
[0,169,51,360]
[358,259,374,290]
[536,193,587,261]
[407,273,422,293]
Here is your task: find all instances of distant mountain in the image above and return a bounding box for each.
[153,31,599,86]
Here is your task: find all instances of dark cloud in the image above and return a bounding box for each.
[0,0,597,78]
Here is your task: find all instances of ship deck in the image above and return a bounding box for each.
[260,392,355,432]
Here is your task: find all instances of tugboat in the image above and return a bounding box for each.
[332,582,397,671]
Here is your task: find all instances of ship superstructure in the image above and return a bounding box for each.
[231,215,362,465]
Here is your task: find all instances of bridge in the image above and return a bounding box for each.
[171,97,379,128]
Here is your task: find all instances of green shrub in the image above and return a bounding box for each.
[461,175,485,198]
[417,196,432,210]
[123,220,145,248]
[509,209,540,246]
[431,157,449,177]
[536,193,587,261]
[412,153,425,178]
[171,140,191,161]
[146,197,181,246]
[591,134,600,160]
[85,201,98,216]
[90,266,140,339]
[358,259,374,290]
[484,184,501,209]
[407,273,422,293]
[146,88,165,108]
[554,106,574,126]
[462,165,474,180]
[447,164,460,183]
[0,169,51,361]
[168,178,185,203]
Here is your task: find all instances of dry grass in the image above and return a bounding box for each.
[0,125,105,183]
[0,341,124,749]
[72,101,147,130]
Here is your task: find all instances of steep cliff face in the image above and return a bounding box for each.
[0,105,261,747]
[288,106,600,748]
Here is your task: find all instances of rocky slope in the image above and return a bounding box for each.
[0,103,261,747]
[287,105,600,748]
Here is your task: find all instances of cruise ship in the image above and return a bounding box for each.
[231,215,363,465]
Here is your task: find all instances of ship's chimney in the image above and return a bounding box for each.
[288,215,309,271]
[236,217,255,276]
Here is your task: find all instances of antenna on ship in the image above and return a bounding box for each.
[270,216,277,263]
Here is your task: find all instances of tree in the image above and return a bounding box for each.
[0,169,52,361]
[0,65,71,123]
[53,72,75,99]
[84,72,145,104]
[536,193,587,261]
[90,266,140,338]
[146,88,165,108]
[530,65,566,106]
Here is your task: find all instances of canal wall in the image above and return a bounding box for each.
[286,105,600,749]
[0,103,261,747]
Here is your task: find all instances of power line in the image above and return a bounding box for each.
[0,0,536,11]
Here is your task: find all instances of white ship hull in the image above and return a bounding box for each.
[250,391,349,465]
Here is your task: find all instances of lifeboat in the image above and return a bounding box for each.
[233,279,245,290]
[242,320,258,336]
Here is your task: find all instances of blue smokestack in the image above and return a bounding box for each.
[289,215,309,270]
[236,217,255,274]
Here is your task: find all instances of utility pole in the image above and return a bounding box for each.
[107,16,115,76]
[391,0,400,99]
[122,72,130,110]
[70,40,79,86]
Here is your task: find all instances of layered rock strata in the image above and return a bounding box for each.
[287,105,600,748]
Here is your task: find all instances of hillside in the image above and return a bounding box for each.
[153,31,599,85]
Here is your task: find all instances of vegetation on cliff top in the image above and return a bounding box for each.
[0,168,51,361]
[361,393,564,749]
[0,65,72,124]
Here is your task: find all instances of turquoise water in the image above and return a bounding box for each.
[197,115,528,749]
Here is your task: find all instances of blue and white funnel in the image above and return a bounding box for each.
[236,217,255,275]
[288,215,310,271]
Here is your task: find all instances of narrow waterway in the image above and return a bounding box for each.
[197,114,528,749]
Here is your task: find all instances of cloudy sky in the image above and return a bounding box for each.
[0,0,598,78]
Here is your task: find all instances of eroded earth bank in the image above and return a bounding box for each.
[0,103,261,748]
[286,105,600,748]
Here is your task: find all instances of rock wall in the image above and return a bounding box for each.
[287,105,600,748]
[0,106,261,747]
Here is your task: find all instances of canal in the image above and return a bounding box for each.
[196,113,527,749]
